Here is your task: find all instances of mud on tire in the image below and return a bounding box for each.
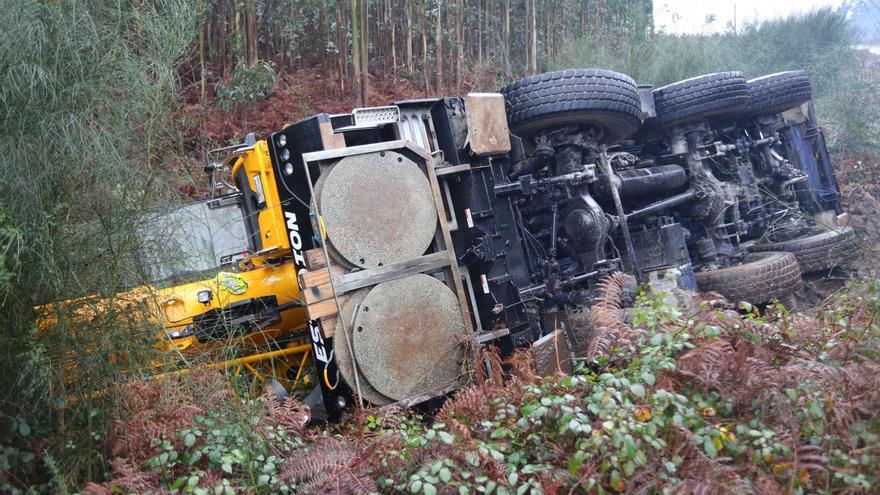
[695,251,802,303]
[500,68,643,143]
[746,70,812,117]
[750,227,856,274]
[650,72,751,130]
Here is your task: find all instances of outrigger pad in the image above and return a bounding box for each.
[350,274,469,401]
[316,150,437,269]
[332,289,394,406]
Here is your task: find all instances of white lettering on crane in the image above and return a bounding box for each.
[284,211,328,363]
[310,320,329,362]
[284,211,306,268]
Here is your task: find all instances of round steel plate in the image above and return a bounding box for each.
[333,290,394,406]
[317,151,437,269]
[351,274,468,400]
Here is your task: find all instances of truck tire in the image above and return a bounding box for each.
[746,70,812,117]
[500,68,643,143]
[651,72,751,129]
[749,227,856,274]
[695,251,802,303]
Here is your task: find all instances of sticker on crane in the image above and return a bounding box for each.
[480,274,490,294]
[217,272,248,295]
[252,174,266,205]
[465,208,474,229]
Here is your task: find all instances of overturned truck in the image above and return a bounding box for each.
[197,69,853,420]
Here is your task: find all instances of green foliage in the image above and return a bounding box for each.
[0,203,22,306]
[215,61,277,115]
[0,0,197,488]
[125,390,307,494]
[363,285,880,493]
[145,413,282,494]
[379,291,700,493]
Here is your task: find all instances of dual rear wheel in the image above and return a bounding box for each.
[499,68,643,143]
[698,227,856,304]
[501,69,813,140]
[750,227,856,275]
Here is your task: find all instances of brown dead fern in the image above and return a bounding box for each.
[262,388,311,435]
[586,272,639,358]
[475,345,505,387]
[103,458,161,494]
[436,383,498,423]
[504,348,538,384]
[279,437,378,494]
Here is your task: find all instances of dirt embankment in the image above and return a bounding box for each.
[178,69,426,146]
[835,151,880,275]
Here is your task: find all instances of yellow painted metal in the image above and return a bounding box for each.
[37,139,317,396]
[155,262,305,355]
[185,343,313,390]
[231,141,291,260]
[36,260,311,394]
[38,261,305,355]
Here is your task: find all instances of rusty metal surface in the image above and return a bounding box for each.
[351,274,467,400]
[465,93,512,156]
[317,151,437,269]
[332,289,394,406]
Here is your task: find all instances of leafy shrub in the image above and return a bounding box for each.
[215,62,277,116]
[89,369,308,494]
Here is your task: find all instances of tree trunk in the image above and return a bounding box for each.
[580,2,585,36]
[352,0,362,105]
[530,0,537,73]
[360,0,369,105]
[233,1,242,65]
[421,0,430,95]
[405,0,413,72]
[245,0,257,66]
[337,3,347,95]
[503,0,510,74]
[391,0,397,78]
[525,0,531,73]
[454,0,462,91]
[477,0,483,67]
[434,0,442,94]
[216,0,227,74]
[543,0,550,68]
[318,2,327,75]
[199,17,207,102]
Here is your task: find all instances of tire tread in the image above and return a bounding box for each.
[500,69,643,142]
[750,227,855,274]
[746,70,812,117]
[651,72,750,129]
[695,251,803,303]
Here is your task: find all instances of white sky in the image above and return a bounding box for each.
[654,0,846,34]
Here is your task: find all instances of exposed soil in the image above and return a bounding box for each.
[835,151,880,276]
[178,69,427,146]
